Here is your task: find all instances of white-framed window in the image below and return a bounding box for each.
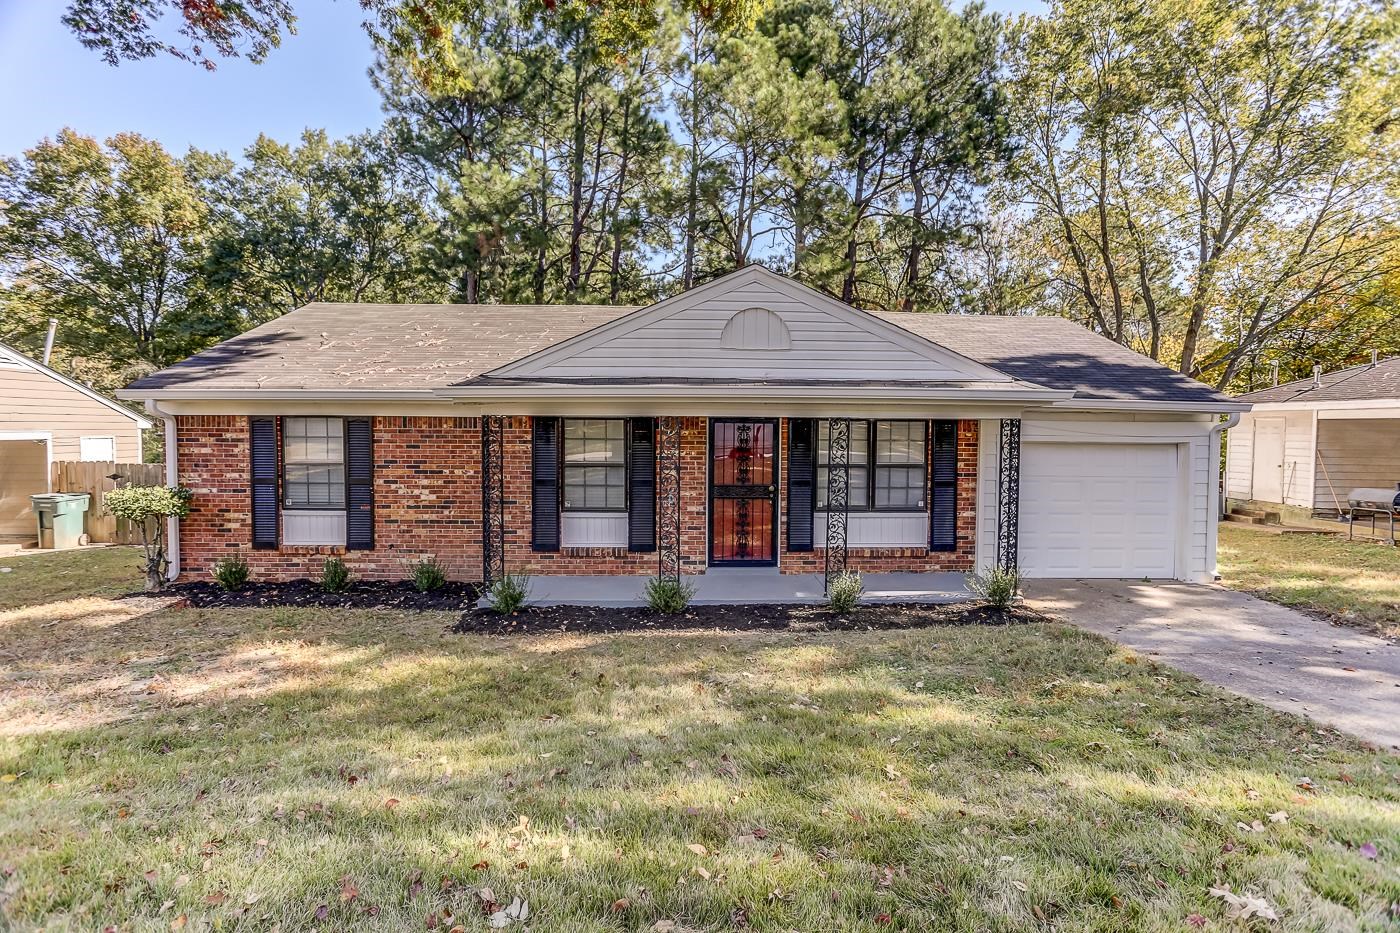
[79,435,116,462]
[562,419,626,511]
[282,417,345,509]
[818,420,927,511]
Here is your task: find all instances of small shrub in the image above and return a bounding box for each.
[826,571,864,614]
[410,557,448,593]
[645,576,696,614]
[489,573,531,614]
[320,557,351,593]
[968,566,1020,609]
[103,484,192,591]
[211,554,250,591]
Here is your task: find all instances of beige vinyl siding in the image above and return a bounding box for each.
[1313,418,1400,513]
[0,367,143,462]
[0,439,47,535]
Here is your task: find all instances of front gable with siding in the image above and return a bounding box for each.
[481,266,1013,387]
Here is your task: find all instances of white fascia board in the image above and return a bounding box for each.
[434,383,1071,403]
[1246,398,1400,413]
[0,343,155,428]
[1047,397,1252,414]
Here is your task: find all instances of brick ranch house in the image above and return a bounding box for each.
[119,266,1248,588]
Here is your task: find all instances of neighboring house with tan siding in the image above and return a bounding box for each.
[0,343,152,540]
[1226,355,1400,516]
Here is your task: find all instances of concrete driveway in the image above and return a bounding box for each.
[1024,580,1400,751]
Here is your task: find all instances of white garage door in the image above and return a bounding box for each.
[1019,442,1179,578]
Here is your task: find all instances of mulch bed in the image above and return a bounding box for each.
[161,579,481,611]
[454,601,1044,635]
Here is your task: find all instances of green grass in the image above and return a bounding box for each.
[0,546,144,611]
[1218,525,1400,640]
[0,553,1397,931]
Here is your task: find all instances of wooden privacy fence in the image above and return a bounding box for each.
[51,460,164,544]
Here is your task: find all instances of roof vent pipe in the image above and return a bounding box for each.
[1270,360,1280,386]
[42,318,57,366]
[1312,364,1323,388]
[1371,349,1379,368]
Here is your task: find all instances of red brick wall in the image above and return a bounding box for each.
[176,415,483,582]
[175,414,977,584]
[505,417,710,575]
[777,419,978,574]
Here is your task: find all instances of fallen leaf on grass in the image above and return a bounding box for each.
[687,843,708,856]
[487,897,529,928]
[314,904,329,922]
[204,892,226,906]
[1359,842,1379,860]
[653,922,677,932]
[1209,885,1278,921]
[1186,914,1207,927]
[169,916,187,930]
[611,898,630,911]
[1268,811,1288,824]
[340,877,359,902]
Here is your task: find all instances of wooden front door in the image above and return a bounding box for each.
[709,419,779,566]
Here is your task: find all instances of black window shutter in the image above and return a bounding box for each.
[627,418,656,552]
[930,420,958,552]
[249,417,278,550]
[531,417,561,552]
[787,418,815,552]
[346,418,374,550]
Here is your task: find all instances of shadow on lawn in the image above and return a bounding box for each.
[1,603,1397,930]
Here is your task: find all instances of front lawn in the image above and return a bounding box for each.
[0,546,143,611]
[1218,525,1400,640]
[0,556,1396,930]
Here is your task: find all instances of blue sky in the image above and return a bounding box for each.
[0,0,1041,160]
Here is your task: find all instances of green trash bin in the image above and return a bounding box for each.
[30,493,92,550]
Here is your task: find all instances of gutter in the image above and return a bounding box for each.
[1208,411,1243,579]
[144,399,180,583]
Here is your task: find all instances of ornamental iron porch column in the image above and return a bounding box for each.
[824,418,851,593]
[656,416,683,582]
[481,415,506,586]
[996,418,1021,573]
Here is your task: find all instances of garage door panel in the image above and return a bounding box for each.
[1020,442,1178,579]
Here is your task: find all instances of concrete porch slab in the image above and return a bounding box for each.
[485,569,975,608]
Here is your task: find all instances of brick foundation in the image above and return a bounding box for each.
[174,415,978,584]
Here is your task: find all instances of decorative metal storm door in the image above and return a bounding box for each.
[709,420,778,566]
[656,416,683,582]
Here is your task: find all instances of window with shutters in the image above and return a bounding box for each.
[818,421,927,511]
[562,419,627,511]
[282,417,345,509]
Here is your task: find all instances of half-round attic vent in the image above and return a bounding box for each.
[719,307,792,350]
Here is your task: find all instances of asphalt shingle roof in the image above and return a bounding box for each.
[1235,357,1400,404]
[126,301,1232,405]
[127,304,635,391]
[869,312,1230,404]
